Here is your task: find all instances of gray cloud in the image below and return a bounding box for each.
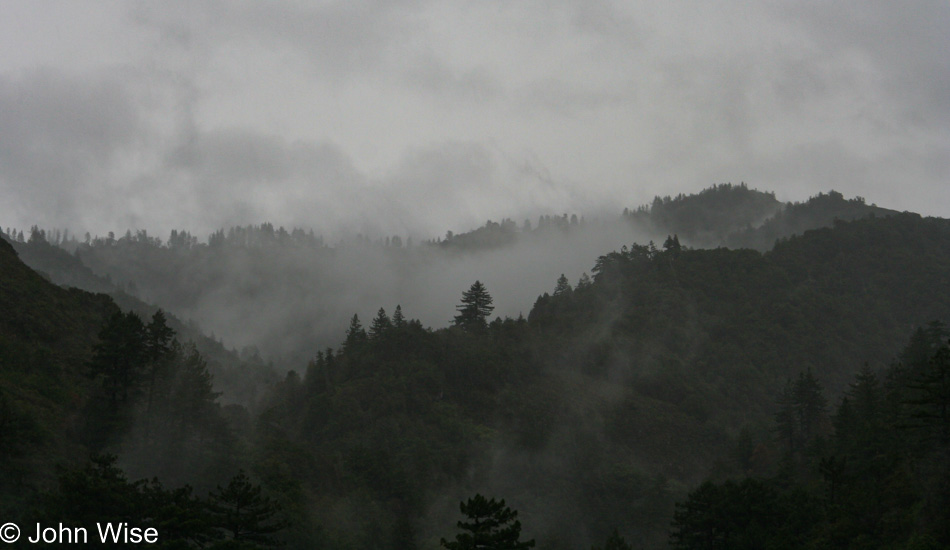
[0,69,142,228]
[131,0,424,78]
[780,2,950,128]
[403,54,502,104]
[1,1,949,237]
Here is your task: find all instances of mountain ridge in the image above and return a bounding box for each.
[4,195,950,547]
[3,185,903,369]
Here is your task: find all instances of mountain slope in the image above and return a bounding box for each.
[623,185,897,250]
[0,237,117,512]
[727,190,897,249]
[6,186,899,373]
[624,183,784,246]
[250,211,950,548]
[4,203,950,548]
[3,234,278,407]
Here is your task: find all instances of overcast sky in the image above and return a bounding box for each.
[1,1,948,240]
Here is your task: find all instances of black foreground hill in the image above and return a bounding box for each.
[0,235,290,549]
[4,231,277,407]
[0,236,116,512]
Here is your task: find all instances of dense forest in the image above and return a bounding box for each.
[3,184,896,370]
[2,186,949,548]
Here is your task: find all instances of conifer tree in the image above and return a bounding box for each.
[775,379,798,453]
[775,369,829,453]
[306,351,326,393]
[370,308,392,339]
[441,494,534,549]
[576,273,592,290]
[553,274,572,297]
[343,314,367,352]
[392,305,406,328]
[143,310,176,436]
[88,311,147,408]
[454,281,494,330]
[840,364,885,455]
[795,368,828,443]
[591,529,632,550]
[324,348,336,386]
[904,344,950,445]
[145,309,174,362]
[207,470,286,546]
[169,344,220,433]
[663,234,682,254]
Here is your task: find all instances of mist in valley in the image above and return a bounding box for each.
[3,2,950,548]
[57,215,661,370]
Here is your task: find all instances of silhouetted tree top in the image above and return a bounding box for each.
[663,234,682,254]
[145,309,174,362]
[343,313,367,352]
[553,274,572,297]
[576,272,592,290]
[207,470,287,546]
[441,494,535,549]
[454,281,494,330]
[370,307,392,339]
[392,304,406,328]
[591,529,632,550]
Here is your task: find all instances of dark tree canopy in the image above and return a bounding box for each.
[370,307,392,339]
[904,344,950,444]
[663,234,682,254]
[88,311,147,408]
[441,494,535,550]
[454,281,495,330]
[11,199,950,549]
[392,304,406,328]
[145,309,174,362]
[207,470,286,546]
[591,529,633,550]
[775,368,829,454]
[669,479,785,550]
[553,274,572,297]
[343,313,367,352]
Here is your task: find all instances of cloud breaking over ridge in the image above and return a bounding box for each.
[1,1,948,239]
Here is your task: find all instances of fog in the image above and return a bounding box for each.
[2,2,949,240]
[4,3,950,547]
[68,216,659,369]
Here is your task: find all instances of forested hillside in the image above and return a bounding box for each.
[248,212,950,548]
[6,186,898,372]
[669,326,950,548]
[624,184,896,250]
[726,189,897,250]
[623,183,784,245]
[0,237,115,514]
[0,238,289,547]
[4,193,948,548]
[4,232,278,406]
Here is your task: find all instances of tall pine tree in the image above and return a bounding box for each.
[454,281,494,331]
[441,494,534,549]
